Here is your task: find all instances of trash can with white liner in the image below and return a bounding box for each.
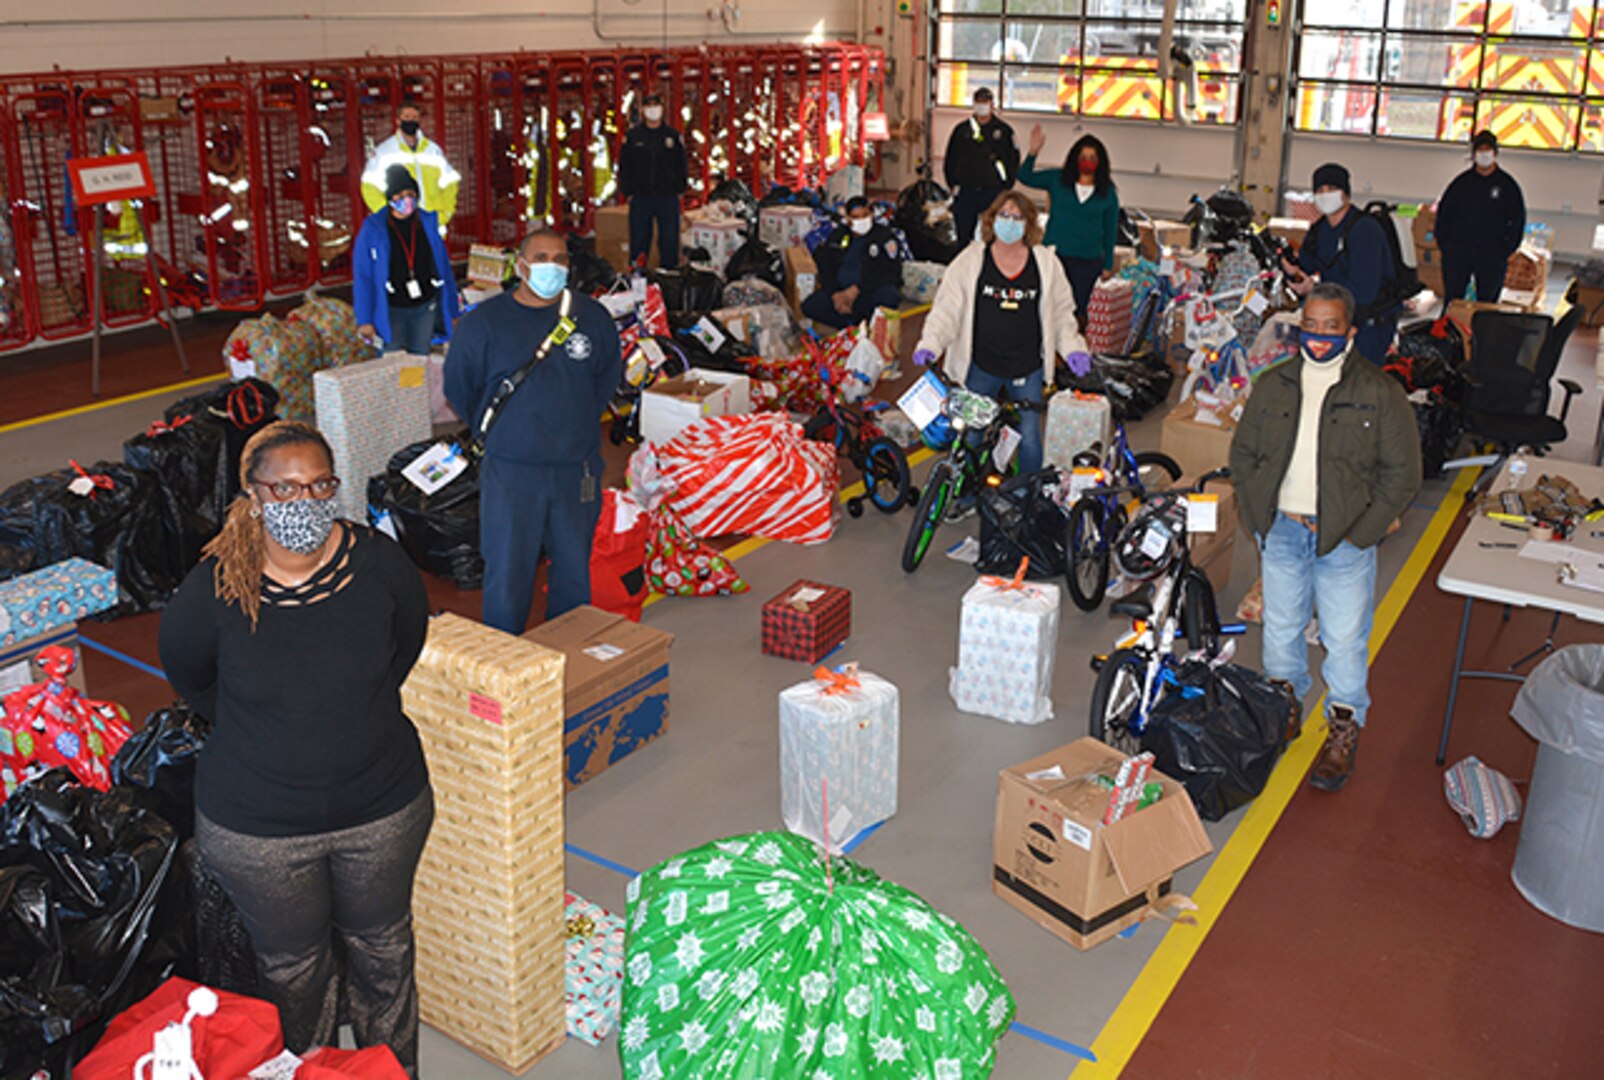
[1509,645,1604,932]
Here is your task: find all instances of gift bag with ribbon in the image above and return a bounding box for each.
[564,892,625,1046]
[590,489,650,622]
[1,646,134,800]
[72,977,283,1080]
[778,662,900,852]
[223,313,331,423]
[643,505,748,598]
[654,412,840,545]
[163,378,281,510]
[288,294,380,369]
[948,560,1064,725]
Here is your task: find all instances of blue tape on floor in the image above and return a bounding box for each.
[1119,923,1141,939]
[78,636,167,682]
[565,843,640,879]
[1010,1020,1097,1062]
[839,819,885,855]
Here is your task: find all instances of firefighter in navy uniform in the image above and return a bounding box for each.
[802,197,903,331]
[943,87,1019,247]
[1434,130,1526,310]
[618,92,688,269]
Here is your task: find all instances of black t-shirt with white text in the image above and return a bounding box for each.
[972,248,1043,379]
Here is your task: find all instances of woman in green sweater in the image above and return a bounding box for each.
[1019,125,1120,324]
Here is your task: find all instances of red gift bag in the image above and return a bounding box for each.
[590,489,651,622]
[75,977,283,1080]
[296,1046,409,1079]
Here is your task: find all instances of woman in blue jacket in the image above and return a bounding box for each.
[353,164,460,354]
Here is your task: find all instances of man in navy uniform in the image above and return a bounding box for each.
[802,197,903,330]
[1434,130,1526,309]
[1282,163,1397,364]
[445,228,623,633]
[619,92,688,269]
[943,87,1019,247]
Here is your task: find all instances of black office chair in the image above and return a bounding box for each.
[1462,304,1584,461]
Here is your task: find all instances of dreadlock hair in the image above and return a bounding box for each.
[202,420,334,630]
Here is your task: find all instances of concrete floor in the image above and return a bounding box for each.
[2,281,1596,1079]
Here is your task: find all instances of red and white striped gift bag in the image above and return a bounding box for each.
[657,413,840,544]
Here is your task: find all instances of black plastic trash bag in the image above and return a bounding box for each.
[567,233,620,293]
[651,265,724,313]
[975,469,1068,579]
[724,235,784,290]
[163,378,281,507]
[0,771,181,1074]
[1140,661,1298,821]
[707,177,759,226]
[1389,321,1465,397]
[0,864,101,1077]
[111,704,211,843]
[186,840,259,996]
[368,439,484,589]
[123,418,230,574]
[668,311,759,373]
[1411,391,1464,480]
[894,173,961,265]
[1058,356,1174,421]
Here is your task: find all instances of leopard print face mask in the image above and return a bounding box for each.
[261,495,338,555]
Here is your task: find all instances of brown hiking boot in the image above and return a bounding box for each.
[1310,705,1359,791]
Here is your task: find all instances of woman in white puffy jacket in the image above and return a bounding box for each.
[911,190,1089,475]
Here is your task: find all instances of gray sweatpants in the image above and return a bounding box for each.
[197,787,434,1076]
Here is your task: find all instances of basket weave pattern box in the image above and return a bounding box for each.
[401,613,567,1073]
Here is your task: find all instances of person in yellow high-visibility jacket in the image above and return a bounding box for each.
[361,99,461,236]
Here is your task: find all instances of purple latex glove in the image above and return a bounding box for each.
[912,348,936,368]
[1065,351,1094,377]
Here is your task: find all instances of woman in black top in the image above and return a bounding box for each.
[159,421,433,1075]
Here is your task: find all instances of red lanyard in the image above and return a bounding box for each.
[388,215,419,277]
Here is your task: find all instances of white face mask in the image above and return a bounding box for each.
[644,106,664,123]
[1313,190,1346,216]
[1474,150,1495,169]
[849,216,873,236]
[974,103,992,119]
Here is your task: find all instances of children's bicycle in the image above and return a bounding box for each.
[1088,469,1246,754]
[802,367,912,518]
[606,334,690,445]
[900,366,1042,573]
[1062,422,1182,611]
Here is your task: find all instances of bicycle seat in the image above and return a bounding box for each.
[1109,590,1154,622]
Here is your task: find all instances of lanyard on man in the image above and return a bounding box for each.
[388,215,423,299]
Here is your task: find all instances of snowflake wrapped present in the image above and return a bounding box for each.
[778,664,899,852]
[948,570,1063,725]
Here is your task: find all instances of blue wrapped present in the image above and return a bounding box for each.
[0,558,118,649]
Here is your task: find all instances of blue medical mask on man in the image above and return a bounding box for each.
[993,217,1026,245]
[524,260,569,299]
[1299,329,1350,364]
[389,194,416,217]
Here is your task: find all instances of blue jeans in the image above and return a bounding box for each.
[1259,512,1377,725]
[386,298,437,355]
[963,366,1044,476]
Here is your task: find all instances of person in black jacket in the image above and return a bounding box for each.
[1282,163,1397,364]
[158,421,433,1076]
[1435,130,1526,309]
[802,197,903,330]
[943,88,1019,248]
[619,92,688,268]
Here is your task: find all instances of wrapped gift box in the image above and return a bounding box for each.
[901,259,945,304]
[758,205,819,250]
[761,580,852,663]
[949,576,1062,725]
[564,892,625,1046]
[225,314,331,423]
[1044,391,1112,471]
[0,558,117,696]
[685,216,747,277]
[314,353,432,522]
[400,614,566,1072]
[1084,278,1136,355]
[778,664,899,851]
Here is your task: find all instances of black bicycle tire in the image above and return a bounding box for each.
[1066,496,1110,611]
[1181,565,1223,656]
[1089,646,1147,754]
[901,462,953,573]
[864,437,911,512]
[1133,450,1182,490]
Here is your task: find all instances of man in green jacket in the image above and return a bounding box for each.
[1229,283,1421,790]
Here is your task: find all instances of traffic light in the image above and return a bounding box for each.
[1267,0,1282,26]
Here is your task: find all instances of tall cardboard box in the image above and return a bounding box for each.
[524,605,673,789]
[993,738,1212,949]
[784,245,818,317]
[1160,398,1239,480]
[1573,282,1604,328]
[593,204,656,272]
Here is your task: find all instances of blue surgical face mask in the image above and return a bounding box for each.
[1300,329,1349,363]
[525,261,568,299]
[993,217,1026,245]
[389,195,416,216]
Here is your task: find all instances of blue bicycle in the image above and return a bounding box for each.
[1063,420,1182,611]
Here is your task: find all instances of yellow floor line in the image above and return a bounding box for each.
[1070,466,1476,1079]
[0,372,226,436]
[642,445,935,609]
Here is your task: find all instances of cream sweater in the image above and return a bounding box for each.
[1277,350,1348,516]
[913,241,1088,384]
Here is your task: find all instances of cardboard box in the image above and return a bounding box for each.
[1138,219,1191,262]
[1181,475,1239,594]
[593,204,657,272]
[784,245,818,317]
[993,737,1212,949]
[524,605,673,790]
[761,580,852,663]
[0,629,88,695]
[1505,246,1551,296]
[1412,205,1437,252]
[1266,217,1309,251]
[1160,398,1238,481]
[639,368,753,445]
[1573,282,1604,328]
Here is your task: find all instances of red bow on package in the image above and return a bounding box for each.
[1,645,134,800]
[979,557,1032,591]
[812,662,861,696]
[67,459,116,498]
[144,414,194,438]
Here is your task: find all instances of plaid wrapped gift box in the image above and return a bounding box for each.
[314,353,432,522]
[564,891,625,1046]
[0,558,118,648]
[761,580,851,663]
